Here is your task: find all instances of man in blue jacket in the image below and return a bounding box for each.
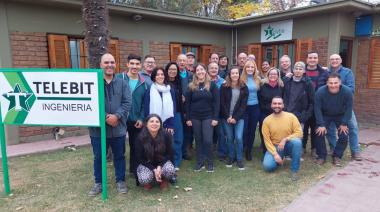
[88,53,132,196]
[327,54,362,161]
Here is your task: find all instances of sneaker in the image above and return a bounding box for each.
[300,157,304,162]
[218,155,226,162]
[311,149,318,159]
[160,180,169,190]
[291,172,299,181]
[175,167,180,171]
[352,152,363,161]
[225,158,233,168]
[206,163,214,173]
[315,158,326,166]
[116,181,128,194]
[237,160,245,171]
[143,184,153,191]
[193,163,205,172]
[169,175,177,184]
[284,156,292,161]
[88,183,102,196]
[333,157,342,167]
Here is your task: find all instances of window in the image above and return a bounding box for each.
[170,43,212,65]
[369,37,380,89]
[48,34,120,72]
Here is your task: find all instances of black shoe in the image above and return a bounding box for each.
[245,150,252,161]
[218,155,226,162]
[193,163,205,172]
[206,163,214,173]
[169,175,177,184]
[226,158,233,168]
[183,155,192,160]
[237,160,245,171]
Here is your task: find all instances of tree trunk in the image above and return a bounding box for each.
[82,0,109,69]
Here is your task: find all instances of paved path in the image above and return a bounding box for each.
[284,127,380,212]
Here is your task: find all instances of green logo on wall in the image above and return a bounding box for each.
[264,25,284,40]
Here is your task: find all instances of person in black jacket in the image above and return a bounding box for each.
[185,63,220,173]
[258,68,284,154]
[135,114,175,191]
[283,61,314,125]
[220,67,248,170]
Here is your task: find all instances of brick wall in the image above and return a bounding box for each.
[312,37,328,67]
[10,31,87,142]
[354,37,380,125]
[211,45,226,56]
[119,39,143,71]
[149,41,170,67]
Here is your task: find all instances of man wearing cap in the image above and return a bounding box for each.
[186,52,196,73]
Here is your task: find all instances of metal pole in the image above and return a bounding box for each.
[97,70,107,200]
[0,102,11,195]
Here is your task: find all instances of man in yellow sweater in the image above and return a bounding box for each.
[262,96,303,181]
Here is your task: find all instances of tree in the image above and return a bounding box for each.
[83,0,110,69]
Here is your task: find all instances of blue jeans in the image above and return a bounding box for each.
[262,138,302,173]
[326,111,359,154]
[244,104,260,154]
[90,136,126,184]
[223,119,244,161]
[216,119,228,158]
[173,112,184,168]
[316,116,349,160]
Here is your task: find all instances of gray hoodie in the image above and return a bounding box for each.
[89,76,131,138]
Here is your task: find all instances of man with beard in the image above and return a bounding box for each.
[262,96,303,181]
[88,53,131,196]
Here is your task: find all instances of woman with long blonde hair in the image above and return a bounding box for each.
[240,60,261,161]
[185,63,220,172]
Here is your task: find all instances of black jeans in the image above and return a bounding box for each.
[315,116,348,160]
[303,115,317,150]
[127,121,142,175]
[192,119,214,165]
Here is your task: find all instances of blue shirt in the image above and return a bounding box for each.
[179,69,187,79]
[128,78,139,92]
[247,75,258,105]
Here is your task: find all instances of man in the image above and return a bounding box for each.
[237,52,248,73]
[328,54,362,161]
[314,73,353,166]
[262,96,303,181]
[116,54,147,179]
[247,54,256,62]
[218,55,229,79]
[283,61,314,126]
[209,53,219,64]
[279,55,292,79]
[140,55,156,87]
[186,52,196,73]
[303,51,328,156]
[88,53,131,196]
[177,54,193,160]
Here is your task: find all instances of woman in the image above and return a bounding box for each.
[260,60,271,79]
[185,63,220,172]
[220,67,248,170]
[135,114,175,190]
[241,60,261,161]
[144,67,175,134]
[258,67,284,154]
[164,62,184,170]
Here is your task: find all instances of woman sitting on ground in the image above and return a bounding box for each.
[135,114,175,190]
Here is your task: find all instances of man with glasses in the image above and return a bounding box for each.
[140,55,156,87]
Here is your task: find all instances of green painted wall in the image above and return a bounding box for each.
[5,2,232,58]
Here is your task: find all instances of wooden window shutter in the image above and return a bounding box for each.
[248,44,262,68]
[200,45,212,65]
[79,40,89,68]
[108,39,120,73]
[170,43,182,62]
[295,38,312,62]
[48,34,71,68]
[368,37,380,89]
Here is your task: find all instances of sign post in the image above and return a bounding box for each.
[0,69,108,200]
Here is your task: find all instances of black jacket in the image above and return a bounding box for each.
[283,76,315,123]
[220,85,248,120]
[258,83,284,115]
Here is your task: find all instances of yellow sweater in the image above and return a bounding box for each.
[262,112,303,156]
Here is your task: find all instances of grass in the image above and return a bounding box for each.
[0,142,349,211]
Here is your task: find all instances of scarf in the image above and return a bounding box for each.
[149,83,174,123]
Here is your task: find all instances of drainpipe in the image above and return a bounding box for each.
[235,27,238,65]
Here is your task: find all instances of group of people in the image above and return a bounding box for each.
[87,50,361,196]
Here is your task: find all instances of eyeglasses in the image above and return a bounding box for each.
[104,61,115,64]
